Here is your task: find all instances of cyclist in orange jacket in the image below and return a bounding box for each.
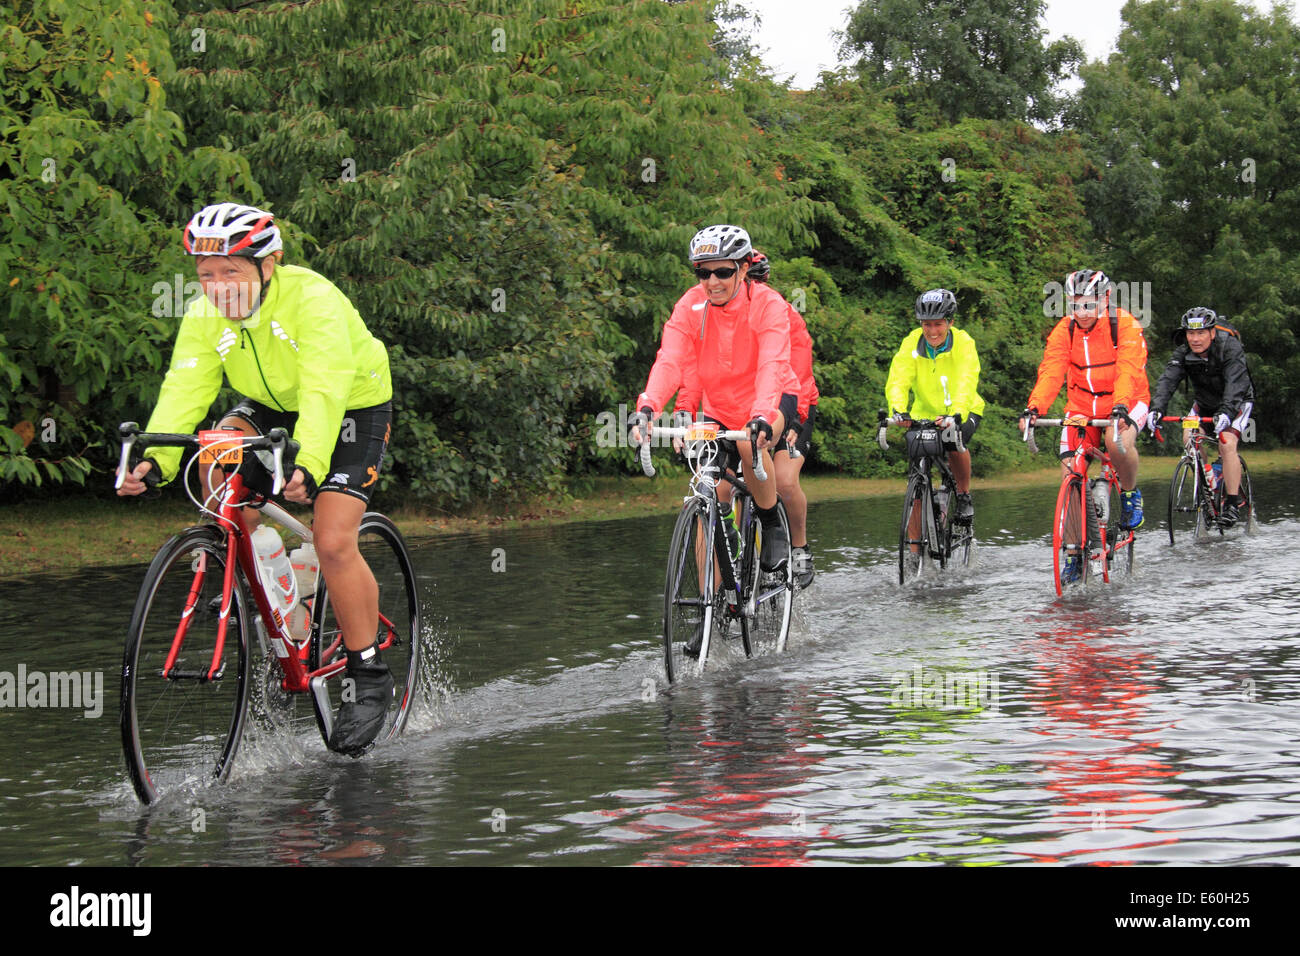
[1018,270,1150,584]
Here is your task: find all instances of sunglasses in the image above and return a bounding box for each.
[695,266,740,281]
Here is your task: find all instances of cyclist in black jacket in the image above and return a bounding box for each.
[1149,308,1255,527]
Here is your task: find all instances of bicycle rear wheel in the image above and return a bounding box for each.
[899,475,929,584]
[1240,459,1258,534]
[663,499,714,683]
[1053,475,1086,595]
[1167,457,1200,546]
[748,499,795,654]
[312,514,422,748]
[121,525,250,805]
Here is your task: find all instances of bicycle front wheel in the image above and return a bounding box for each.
[899,475,929,584]
[312,513,423,748]
[749,499,795,654]
[1053,476,1086,595]
[663,499,714,683]
[121,525,250,805]
[1167,457,1200,546]
[1102,481,1134,581]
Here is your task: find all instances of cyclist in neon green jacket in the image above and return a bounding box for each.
[885,289,985,523]
[116,203,395,757]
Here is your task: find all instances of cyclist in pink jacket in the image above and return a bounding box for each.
[631,224,800,572]
[749,252,819,589]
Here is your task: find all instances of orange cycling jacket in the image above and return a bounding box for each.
[637,281,798,430]
[788,304,820,420]
[1027,308,1150,419]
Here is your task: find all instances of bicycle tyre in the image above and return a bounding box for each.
[311,513,422,747]
[1240,458,1258,534]
[899,474,929,585]
[749,498,795,654]
[1167,457,1200,547]
[663,498,714,683]
[1103,480,1134,580]
[1053,475,1086,595]
[121,525,251,805]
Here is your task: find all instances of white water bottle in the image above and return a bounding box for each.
[252,525,298,616]
[286,542,319,643]
[289,542,319,599]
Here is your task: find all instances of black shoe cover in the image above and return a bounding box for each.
[328,643,395,757]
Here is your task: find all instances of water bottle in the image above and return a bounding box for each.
[252,525,297,617]
[1211,461,1222,489]
[934,487,949,524]
[289,542,319,600]
[1091,479,1109,523]
[286,542,319,643]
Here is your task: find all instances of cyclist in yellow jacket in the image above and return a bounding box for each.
[885,289,985,523]
[116,203,395,757]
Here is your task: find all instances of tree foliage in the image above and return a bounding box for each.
[1072,0,1300,441]
[0,0,254,491]
[838,0,1083,126]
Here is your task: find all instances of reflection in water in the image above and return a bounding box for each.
[1020,606,1183,863]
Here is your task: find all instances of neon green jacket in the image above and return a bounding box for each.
[885,327,985,421]
[144,264,391,484]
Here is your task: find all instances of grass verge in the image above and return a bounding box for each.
[4,448,1297,577]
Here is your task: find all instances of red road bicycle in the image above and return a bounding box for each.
[115,424,421,804]
[1025,417,1136,596]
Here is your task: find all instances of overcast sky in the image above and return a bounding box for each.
[739,0,1293,89]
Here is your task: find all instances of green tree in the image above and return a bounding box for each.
[1071,0,1300,440]
[838,0,1083,126]
[0,0,254,492]
[165,0,815,501]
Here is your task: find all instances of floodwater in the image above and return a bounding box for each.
[1,472,1298,866]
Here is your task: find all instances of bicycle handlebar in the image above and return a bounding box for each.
[876,415,966,455]
[636,425,767,482]
[1022,417,1126,457]
[115,422,299,497]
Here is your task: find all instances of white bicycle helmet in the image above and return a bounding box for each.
[688,224,753,263]
[1064,269,1111,298]
[183,203,282,258]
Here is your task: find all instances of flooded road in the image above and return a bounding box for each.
[2,473,1298,866]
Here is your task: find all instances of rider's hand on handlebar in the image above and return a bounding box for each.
[283,468,316,504]
[628,406,654,445]
[1018,407,1038,433]
[747,416,773,451]
[116,459,158,497]
[1214,413,1231,436]
[889,410,909,426]
[1109,403,1134,428]
[1146,408,1164,436]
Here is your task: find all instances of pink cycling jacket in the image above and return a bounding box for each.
[637,281,799,430]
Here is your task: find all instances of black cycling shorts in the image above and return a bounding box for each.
[221,398,392,503]
[780,404,817,458]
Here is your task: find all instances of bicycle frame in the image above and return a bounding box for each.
[1164,414,1252,542]
[640,421,794,676]
[1026,417,1135,593]
[116,425,398,743]
[878,415,971,579]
